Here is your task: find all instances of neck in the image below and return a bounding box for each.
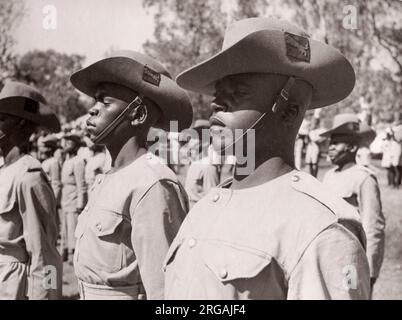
[107,136,146,171]
[232,147,294,189]
[0,145,24,167]
[336,160,356,171]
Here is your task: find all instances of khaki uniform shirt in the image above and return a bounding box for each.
[0,155,62,299]
[74,152,189,299]
[184,156,219,208]
[323,163,385,279]
[61,155,87,213]
[42,157,62,205]
[164,170,370,300]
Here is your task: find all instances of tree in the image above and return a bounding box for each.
[15,50,87,123]
[0,0,24,84]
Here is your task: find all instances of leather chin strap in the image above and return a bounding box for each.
[93,94,144,144]
[221,76,296,153]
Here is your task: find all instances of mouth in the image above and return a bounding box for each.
[209,116,226,132]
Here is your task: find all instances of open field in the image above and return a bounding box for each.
[61,160,402,300]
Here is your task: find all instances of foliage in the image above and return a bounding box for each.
[14,50,87,123]
[0,0,24,84]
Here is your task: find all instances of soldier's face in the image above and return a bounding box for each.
[328,135,356,165]
[0,113,20,145]
[209,73,286,154]
[87,83,138,144]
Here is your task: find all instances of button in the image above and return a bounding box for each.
[84,206,89,212]
[95,223,102,231]
[212,193,220,202]
[291,175,300,182]
[188,238,197,248]
[219,268,228,279]
[97,178,102,184]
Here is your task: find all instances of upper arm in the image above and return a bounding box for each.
[288,224,370,300]
[131,180,188,299]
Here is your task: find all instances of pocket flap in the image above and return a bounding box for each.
[91,211,123,237]
[199,241,272,282]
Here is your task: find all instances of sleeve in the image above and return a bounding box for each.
[287,224,371,300]
[358,175,386,279]
[17,171,63,300]
[50,160,62,206]
[74,159,87,211]
[131,180,188,299]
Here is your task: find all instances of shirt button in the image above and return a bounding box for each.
[291,174,300,182]
[95,223,102,231]
[212,193,220,202]
[219,268,228,279]
[188,238,197,248]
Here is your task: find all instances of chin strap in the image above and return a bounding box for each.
[221,76,296,153]
[93,94,144,144]
[272,76,295,113]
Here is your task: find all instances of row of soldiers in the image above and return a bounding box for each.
[0,17,386,300]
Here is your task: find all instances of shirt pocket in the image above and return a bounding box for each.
[198,240,273,284]
[79,209,128,273]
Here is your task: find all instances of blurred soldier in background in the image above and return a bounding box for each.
[321,114,385,295]
[60,133,87,263]
[41,135,62,206]
[184,119,220,208]
[0,81,62,299]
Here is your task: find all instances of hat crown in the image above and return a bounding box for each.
[332,113,360,130]
[222,17,310,50]
[105,50,172,79]
[0,80,47,105]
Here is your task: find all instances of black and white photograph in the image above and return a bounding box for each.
[0,0,401,306]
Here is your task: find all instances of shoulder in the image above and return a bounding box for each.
[140,152,181,184]
[289,171,361,223]
[18,156,48,188]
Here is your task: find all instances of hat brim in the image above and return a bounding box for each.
[70,57,193,132]
[320,124,376,145]
[176,30,355,109]
[0,97,60,133]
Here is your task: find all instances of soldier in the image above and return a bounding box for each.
[0,80,62,299]
[41,135,62,206]
[60,133,87,263]
[320,114,385,294]
[184,120,220,208]
[69,50,192,299]
[163,17,370,299]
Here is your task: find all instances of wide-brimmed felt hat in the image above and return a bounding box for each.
[320,113,376,145]
[0,80,60,132]
[70,50,193,132]
[176,17,355,109]
[42,134,59,148]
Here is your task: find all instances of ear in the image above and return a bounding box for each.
[280,103,300,125]
[348,144,358,153]
[18,119,26,128]
[129,104,148,126]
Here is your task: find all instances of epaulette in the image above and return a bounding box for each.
[290,171,366,249]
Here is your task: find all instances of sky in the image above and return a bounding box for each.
[14,0,155,64]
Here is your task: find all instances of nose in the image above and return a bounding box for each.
[88,102,101,116]
[211,101,226,114]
